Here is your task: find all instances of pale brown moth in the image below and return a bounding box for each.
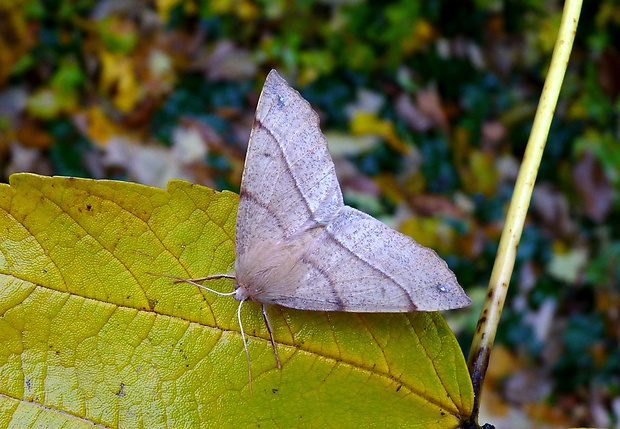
[172,70,471,390]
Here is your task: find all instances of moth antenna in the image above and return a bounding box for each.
[148,272,236,297]
[262,305,281,369]
[174,274,236,283]
[237,299,253,394]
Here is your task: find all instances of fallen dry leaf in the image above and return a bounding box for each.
[573,150,614,223]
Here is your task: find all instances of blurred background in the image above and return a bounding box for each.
[1,1,619,427]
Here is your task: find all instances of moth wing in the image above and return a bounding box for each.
[236,70,343,261]
[236,71,470,312]
[271,206,471,312]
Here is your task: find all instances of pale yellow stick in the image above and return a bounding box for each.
[466,0,583,421]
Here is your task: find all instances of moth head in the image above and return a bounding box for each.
[234,281,250,302]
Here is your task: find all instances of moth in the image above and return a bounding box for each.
[172,70,470,389]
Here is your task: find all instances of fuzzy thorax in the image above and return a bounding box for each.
[234,239,309,304]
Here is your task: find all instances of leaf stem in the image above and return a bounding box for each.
[465,0,582,423]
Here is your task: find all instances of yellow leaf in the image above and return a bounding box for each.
[210,0,259,20]
[399,19,437,56]
[0,174,473,427]
[155,0,195,21]
[79,106,121,147]
[99,51,141,112]
[350,111,410,154]
[456,145,498,197]
[400,216,457,255]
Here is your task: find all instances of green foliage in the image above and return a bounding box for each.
[47,120,93,177]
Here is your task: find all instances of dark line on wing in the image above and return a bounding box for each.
[323,229,418,311]
[239,190,287,233]
[254,119,315,218]
[300,256,345,310]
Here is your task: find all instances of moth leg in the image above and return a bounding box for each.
[262,304,281,369]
